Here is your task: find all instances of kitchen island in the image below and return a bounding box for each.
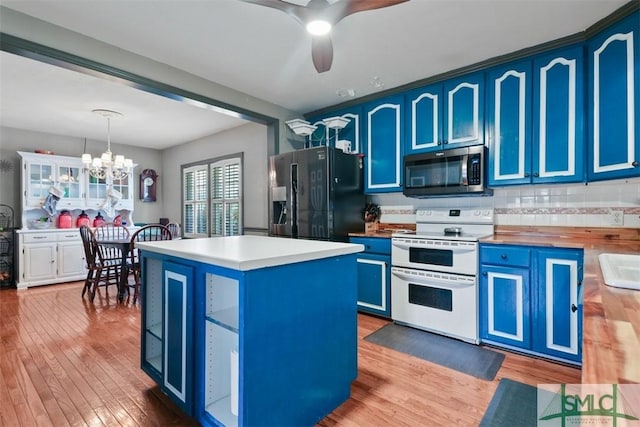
[136,235,364,427]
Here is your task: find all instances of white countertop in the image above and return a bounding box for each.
[136,235,365,271]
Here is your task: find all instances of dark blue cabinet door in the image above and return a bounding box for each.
[480,264,531,349]
[588,11,640,181]
[163,261,194,415]
[533,249,582,363]
[356,253,391,317]
[487,60,532,186]
[443,72,484,148]
[405,84,443,153]
[363,95,403,192]
[532,46,585,183]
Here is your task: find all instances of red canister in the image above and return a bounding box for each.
[57,210,73,228]
[76,210,90,227]
[93,212,106,227]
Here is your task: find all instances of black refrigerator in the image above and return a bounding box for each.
[269,146,364,241]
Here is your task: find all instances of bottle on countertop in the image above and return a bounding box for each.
[76,210,90,227]
[93,212,106,227]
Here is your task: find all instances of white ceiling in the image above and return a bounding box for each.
[0,0,630,149]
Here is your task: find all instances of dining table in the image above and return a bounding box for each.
[96,238,131,302]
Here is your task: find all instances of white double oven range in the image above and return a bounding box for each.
[391,208,494,344]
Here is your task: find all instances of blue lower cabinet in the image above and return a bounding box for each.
[533,249,583,363]
[479,243,583,365]
[350,237,391,318]
[480,264,531,349]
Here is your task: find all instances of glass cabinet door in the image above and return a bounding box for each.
[111,174,130,200]
[86,174,108,201]
[58,165,82,200]
[27,162,54,205]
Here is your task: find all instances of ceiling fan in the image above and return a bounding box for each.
[240,0,408,73]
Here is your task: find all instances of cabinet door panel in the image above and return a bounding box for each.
[24,244,56,281]
[444,73,484,147]
[533,47,584,183]
[588,11,640,180]
[406,85,442,153]
[163,261,194,413]
[364,96,403,192]
[488,62,531,186]
[58,243,86,277]
[356,253,390,317]
[480,264,530,349]
[534,250,582,362]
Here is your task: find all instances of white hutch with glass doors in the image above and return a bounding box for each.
[15,151,136,289]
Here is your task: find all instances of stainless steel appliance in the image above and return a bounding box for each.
[269,146,364,241]
[403,145,491,197]
[391,208,494,344]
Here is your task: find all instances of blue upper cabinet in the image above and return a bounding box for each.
[487,60,533,186]
[488,46,584,186]
[307,106,363,153]
[405,72,484,154]
[405,83,443,153]
[443,72,485,148]
[532,46,585,184]
[588,10,640,181]
[363,95,404,193]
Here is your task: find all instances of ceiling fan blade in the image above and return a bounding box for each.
[311,35,333,73]
[328,0,409,24]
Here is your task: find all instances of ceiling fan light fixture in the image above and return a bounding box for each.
[306,20,331,36]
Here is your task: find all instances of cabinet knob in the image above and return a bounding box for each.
[500,254,507,260]
[524,173,530,178]
[443,140,449,144]
[437,141,442,145]
[571,304,578,313]
[50,260,55,263]
[533,172,539,177]
[632,160,639,167]
[482,271,487,277]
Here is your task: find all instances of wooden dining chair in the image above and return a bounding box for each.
[94,223,130,240]
[79,225,121,302]
[128,225,172,303]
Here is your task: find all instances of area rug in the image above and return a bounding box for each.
[480,378,537,426]
[363,323,504,380]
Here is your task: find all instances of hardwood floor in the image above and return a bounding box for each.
[0,281,580,426]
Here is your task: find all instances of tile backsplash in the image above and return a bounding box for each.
[369,177,640,228]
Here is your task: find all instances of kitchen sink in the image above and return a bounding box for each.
[599,253,640,291]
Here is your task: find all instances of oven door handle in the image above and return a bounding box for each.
[392,240,476,253]
[391,269,475,288]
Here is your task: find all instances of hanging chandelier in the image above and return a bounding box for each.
[82,109,133,181]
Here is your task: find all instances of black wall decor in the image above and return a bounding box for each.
[140,169,158,202]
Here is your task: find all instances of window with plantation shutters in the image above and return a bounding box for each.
[210,159,241,237]
[181,155,242,239]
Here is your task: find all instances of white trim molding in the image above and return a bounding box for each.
[494,70,527,181]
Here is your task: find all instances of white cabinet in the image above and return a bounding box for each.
[16,230,87,289]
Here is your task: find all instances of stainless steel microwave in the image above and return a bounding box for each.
[403,145,491,197]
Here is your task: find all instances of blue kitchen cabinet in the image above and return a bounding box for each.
[141,257,194,415]
[405,72,484,154]
[480,245,532,349]
[350,236,391,318]
[363,95,404,192]
[533,248,583,364]
[307,106,363,153]
[587,10,640,181]
[480,243,583,365]
[488,46,584,186]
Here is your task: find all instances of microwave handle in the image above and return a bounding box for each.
[461,154,468,186]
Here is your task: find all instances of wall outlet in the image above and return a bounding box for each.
[608,210,624,226]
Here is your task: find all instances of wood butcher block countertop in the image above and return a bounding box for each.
[483,226,640,384]
[352,225,640,383]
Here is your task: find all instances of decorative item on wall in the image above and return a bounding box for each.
[140,169,158,202]
[82,109,133,181]
[0,159,13,173]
